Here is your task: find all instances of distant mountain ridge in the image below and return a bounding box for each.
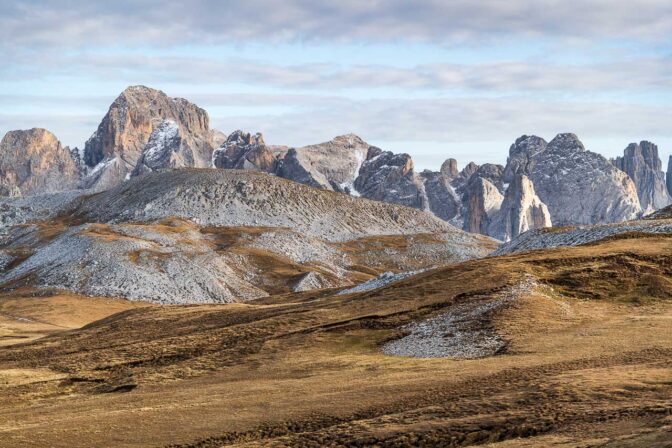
[1,85,671,241]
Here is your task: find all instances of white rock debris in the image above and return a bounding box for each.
[382,276,538,359]
[338,270,423,295]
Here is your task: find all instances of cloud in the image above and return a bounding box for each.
[1,0,671,49]
[3,52,671,94]
[2,93,671,168]
[217,96,672,145]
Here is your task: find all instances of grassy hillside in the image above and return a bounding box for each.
[0,233,671,447]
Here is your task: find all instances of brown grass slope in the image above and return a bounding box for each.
[0,234,671,447]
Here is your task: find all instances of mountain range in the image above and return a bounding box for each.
[1,85,670,243]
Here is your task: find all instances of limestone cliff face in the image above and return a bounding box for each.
[83,86,215,189]
[504,133,642,226]
[461,176,503,235]
[490,174,551,241]
[612,141,671,212]
[0,128,80,196]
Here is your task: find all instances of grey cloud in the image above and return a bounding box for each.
[1,0,671,48]
[225,97,672,146]
[5,52,671,93]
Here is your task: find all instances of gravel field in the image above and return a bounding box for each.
[382,276,538,358]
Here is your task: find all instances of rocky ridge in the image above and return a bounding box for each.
[0,169,495,303]
[72,169,458,242]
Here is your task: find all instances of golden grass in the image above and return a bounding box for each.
[0,234,670,447]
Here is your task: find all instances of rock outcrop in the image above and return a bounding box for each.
[276,134,370,193]
[440,158,459,178]
[0,128,80,196]
[354,149,428,209]
[490,174,551,241]
[502,135,547,183]
[211,130,276,173]
[504,133,641,226]
[612,141,671,212]
[291,271,341,292]
[420,170,460,221]
[461,176,503,235]
[131,120,183,176]
[83,86,216,189]
[472,163,504,192]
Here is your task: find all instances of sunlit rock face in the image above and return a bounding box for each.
[82,85,216,190]
[489,174,552,241]
[0,128,80,196]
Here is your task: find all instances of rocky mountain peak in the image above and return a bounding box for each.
[547,133,585,153]
[331,133,367,147]
[612,141,671,211]
[511,135,547,154]
[502,134,547,183]
[518,133,641,225]
[460,162,479,179]
[354,150,427,209]
[440,158,459,178]
[276,134,371,193]
[0,128,80,196]
[82,85,215,190]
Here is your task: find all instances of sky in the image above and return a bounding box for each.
[1,0,671,170]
